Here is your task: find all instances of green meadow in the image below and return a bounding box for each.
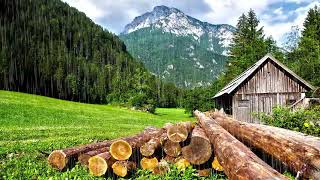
[0,90,194,179]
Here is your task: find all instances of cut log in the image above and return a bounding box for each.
[111,161,137,177]
[140,133,166,157]
[182,125,212,165]
[153,160,170,175]
[196,169,211,177]
[48,126,161,170]
[212,157,223,172]
[165,122,194,142]
[78,147,110,166]
[110,140,132,160]
[175,158,191,171]
[163,140,181,157]
[88,151,114,177]
[140,157,159,171]
[195,110,288,180]
[206,112,320,179]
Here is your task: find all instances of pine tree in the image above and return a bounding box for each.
[289,6,320,86]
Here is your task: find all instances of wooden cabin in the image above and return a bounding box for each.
[213,54,315,123]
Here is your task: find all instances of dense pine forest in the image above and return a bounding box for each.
[0,0,181,111]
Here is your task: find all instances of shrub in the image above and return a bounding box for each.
[129,93,156,113]
[256,106,320,136]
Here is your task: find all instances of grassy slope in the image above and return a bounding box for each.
[0,90,194,179]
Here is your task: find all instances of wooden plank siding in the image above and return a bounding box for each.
[232,60,307,123]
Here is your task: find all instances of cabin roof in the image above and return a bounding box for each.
[213,53,315,98]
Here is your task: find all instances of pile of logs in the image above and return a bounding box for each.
[48,110,320,179]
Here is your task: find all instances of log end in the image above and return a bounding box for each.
[140,157,159,171]
[112,161,128,177]
[48,150,67,170]
[140,143,154,157]
[167,124,188,142]
[78,153,91,166]
[88,155,108,177]
[196,169,211,177]
[175,158,191,171]
[110,140,132,160]
[153,160,170,175]
[212,157,223,172]
[164,140,181,157]
[182,136,212,165]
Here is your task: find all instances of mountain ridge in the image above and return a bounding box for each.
[120,5,236,88]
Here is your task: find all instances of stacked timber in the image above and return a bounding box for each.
[207,109,320,179]
[47,110,320,179]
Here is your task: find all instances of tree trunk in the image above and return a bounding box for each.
[140,157,159,171]
[208,112,320,179]
[78,147,110,166]
[165,122,194,142]
[195,110,288,180]
[182,125,212,165]
[48,126,161,170]
[112,161,137,177]
[88,151,114,177]
[163,140,181,157]
[140,133,166,157]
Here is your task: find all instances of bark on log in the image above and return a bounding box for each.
[165,122,194,142]
[110,140,132,160]
[140,133,166,157]
[111,161,137,177]
[163,140,181,157]
[208,113,320,179]
[195,110,288,180]
[48,126,161,170]
[78,147,110,166]
[140,157,159,171]
[182,125,212,165]
[88,151,115,177]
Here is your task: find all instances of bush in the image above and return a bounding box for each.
[129,93,156,113]
[256,106,320,136]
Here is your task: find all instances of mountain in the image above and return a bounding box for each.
[0,0,178,108]
[120,5,236,88]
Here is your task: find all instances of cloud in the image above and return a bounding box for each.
[62,0,319,44]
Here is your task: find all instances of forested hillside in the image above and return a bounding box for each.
[0,0,180,109]
[120,6,235,88]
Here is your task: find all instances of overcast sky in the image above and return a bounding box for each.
[62,0,319,43]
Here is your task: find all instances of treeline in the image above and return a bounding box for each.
[182,6,320,113]
[0,0,181,112]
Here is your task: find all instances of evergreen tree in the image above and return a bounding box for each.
[288,6,320,86]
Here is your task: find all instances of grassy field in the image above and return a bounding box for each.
[0,90,195,179]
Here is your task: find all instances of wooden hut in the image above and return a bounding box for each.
[213,54,315,123]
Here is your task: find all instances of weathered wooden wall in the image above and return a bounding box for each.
[232,60,307,123]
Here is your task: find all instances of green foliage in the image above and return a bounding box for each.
[130,93,156,113]
[288,6,320,87]
[283,171,296,180]
[120,27,230,88]
[0,0,181,111]
[0,90,194,179]
[256,106,320,136]
[130,165,226,180]
[221,9,284,86]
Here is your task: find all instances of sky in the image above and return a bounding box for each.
[61,0,319,44]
